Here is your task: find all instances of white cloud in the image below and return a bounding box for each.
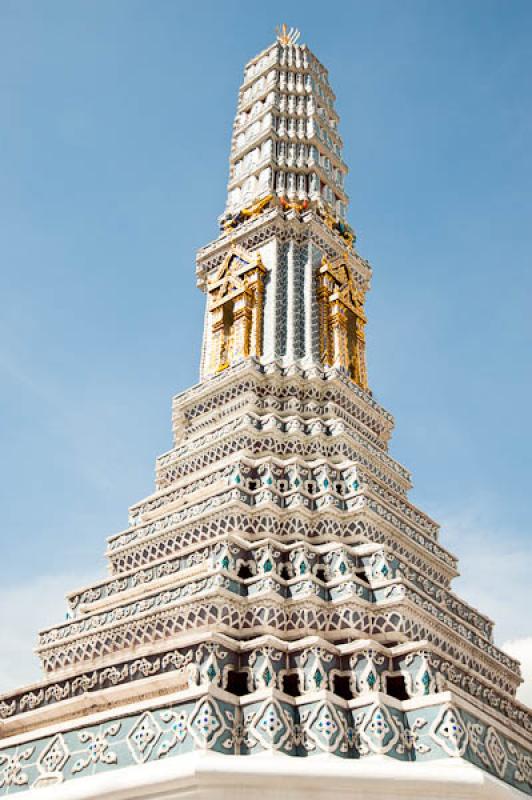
[432,504,531,643]
[502,638,532,707]
[0,572,96,693]
[430,503,532,707]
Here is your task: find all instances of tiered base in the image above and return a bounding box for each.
[1,683,530,796]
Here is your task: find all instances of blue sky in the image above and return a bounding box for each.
[0,1,531,695]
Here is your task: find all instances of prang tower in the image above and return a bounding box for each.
[0,27,530,800]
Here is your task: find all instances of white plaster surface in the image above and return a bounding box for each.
[16,751,528,800]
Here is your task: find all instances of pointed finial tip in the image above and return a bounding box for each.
[276,23,301,46]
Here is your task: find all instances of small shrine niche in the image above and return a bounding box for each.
[203,247,266,378]
[317,256,368,390]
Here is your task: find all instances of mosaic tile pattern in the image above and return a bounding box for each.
[0,693,530,794]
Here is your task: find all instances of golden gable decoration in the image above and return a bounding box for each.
[318,256,368,389]
[205,246,266,376]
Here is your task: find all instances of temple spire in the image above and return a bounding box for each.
[0,27,529,799]
[223,33,349,226]
[197,32,366,384]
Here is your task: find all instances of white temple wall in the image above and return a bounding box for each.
[258,238,278,363]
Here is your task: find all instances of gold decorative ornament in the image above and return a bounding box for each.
[276,23,301,46]
[223,195,273,231]
[205,246,266,376]
[240,194,273,219]
[279,196,309,214]
[317,256,368,389]
[318,206,356,249]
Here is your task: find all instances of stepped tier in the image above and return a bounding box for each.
[69,531,490,639]
[1,634,531,741]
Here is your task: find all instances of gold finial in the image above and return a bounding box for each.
[276,23,300,46]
